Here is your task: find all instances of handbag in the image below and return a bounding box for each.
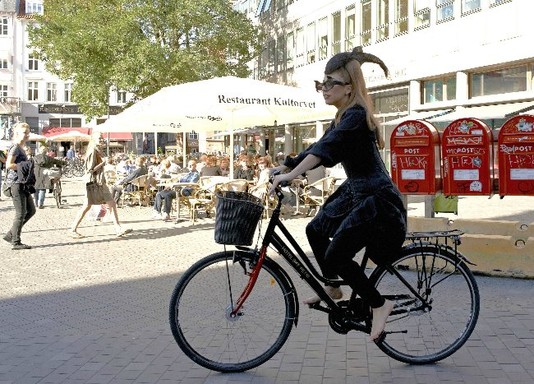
[2,183,11,198]
[86,182,106,205]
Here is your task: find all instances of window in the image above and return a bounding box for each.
[286,32,294,69]
[422,76,456,103]
[1,18,8,36]
[46,83,57,102]
[117,90,127,104]
[267,39,276,74]
[28,54,39,71]
[28,81,39,101]
[64,83,72,102]
[376,0,389,41]
[318,17,328,61]
[276,35,285,73]
[295,28,305,68]
[462,0,481,14]
[414,0,430,29]
[188,131,198,140]
[49,118,82,128]
[26,1,44,15]
[332,12,341,55]
[437,0,454,23]
[306,22,316,64]
[0,59,7,69]
[345,5,356,50]
[0,84,8,98]
[361,0,372,46]
[372,88,409,114]
[470,66,528,98]
[394,0,408,35]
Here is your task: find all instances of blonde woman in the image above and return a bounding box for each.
[3,122,35,250]
[270,47,406,341]
[69,131,132,238]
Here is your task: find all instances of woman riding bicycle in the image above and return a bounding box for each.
[270,47,407,341]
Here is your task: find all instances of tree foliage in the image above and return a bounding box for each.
[28,0,262,119]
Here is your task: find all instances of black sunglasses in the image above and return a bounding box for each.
[314,79,350,92]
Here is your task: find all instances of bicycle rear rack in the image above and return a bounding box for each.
[405,229,475,266]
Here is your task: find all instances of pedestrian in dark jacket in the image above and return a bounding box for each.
[33,146,66,208]
[270,47,407,341]
[3,122,36,250]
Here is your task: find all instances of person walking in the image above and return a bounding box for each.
[270,47,407,342]
[2,122,36,250]
[68,131,132,238]
[33,146,66,208]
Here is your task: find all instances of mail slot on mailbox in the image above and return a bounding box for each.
[441,118,493,196]
[498,114,534,197]
[390,120,441,194]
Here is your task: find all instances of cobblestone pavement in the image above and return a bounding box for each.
[0,178,533,383]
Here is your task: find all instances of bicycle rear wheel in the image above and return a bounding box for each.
[169,251,295,372]
[371,246,479,364]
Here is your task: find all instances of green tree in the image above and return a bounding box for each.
[28,0,261,119]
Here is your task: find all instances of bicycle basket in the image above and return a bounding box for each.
[214,191,264,246]
[44,167,62,179]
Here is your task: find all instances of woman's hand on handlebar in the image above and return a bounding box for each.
[269,172,293,195]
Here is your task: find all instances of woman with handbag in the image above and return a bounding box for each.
[2,122,36,250]
[68,131,132,238]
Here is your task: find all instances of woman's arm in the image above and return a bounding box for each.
[269,154,321,193]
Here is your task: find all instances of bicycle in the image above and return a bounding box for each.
[44,166,63,208]
[63,158,85,178]
[169,186,480,373]
[50,176,62,208]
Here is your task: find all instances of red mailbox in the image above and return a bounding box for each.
[390,120,441,194]
[441,118,493,195]
[498,114,534,196]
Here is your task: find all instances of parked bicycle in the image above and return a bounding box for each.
[62,157,84,178]
[169,185,480,373]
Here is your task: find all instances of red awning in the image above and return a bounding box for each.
[104,132,133,141]
[42,127,91,137]
[42,127,132,141]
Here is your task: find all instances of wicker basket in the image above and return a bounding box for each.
[214,191,264,245]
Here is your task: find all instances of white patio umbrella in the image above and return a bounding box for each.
[47,130,91,156]
[28,132,48,142]
[97,76,335,175]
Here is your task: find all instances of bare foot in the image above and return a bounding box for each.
[370,299,394,341]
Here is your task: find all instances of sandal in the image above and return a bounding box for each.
[116,228,133,238]
[303,286,343,305]
[68,230,84,239]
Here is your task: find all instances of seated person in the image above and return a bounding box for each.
[234,156,255,181]
[218,157,230,177]
[200,155,221,177]
[111,157,147,204]
[152,159,200,221]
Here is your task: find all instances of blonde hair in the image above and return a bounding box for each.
[329,61,384,149]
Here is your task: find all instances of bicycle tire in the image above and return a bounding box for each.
[53,180,62,208]
[370,245,480,364]
[169,251,296,372]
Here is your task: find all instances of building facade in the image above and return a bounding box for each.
[0,0,133,152]
[235,0,534,158]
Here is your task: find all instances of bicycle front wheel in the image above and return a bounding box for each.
[169,251,295,373]
[53,181,62,208]
[371,246,480,364]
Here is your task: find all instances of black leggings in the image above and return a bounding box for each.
[306,221,398,309]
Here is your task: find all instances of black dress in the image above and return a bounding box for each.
[285,106,407,307]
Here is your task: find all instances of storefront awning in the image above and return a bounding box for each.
[384,109,454,126]
[431,101,534,122]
